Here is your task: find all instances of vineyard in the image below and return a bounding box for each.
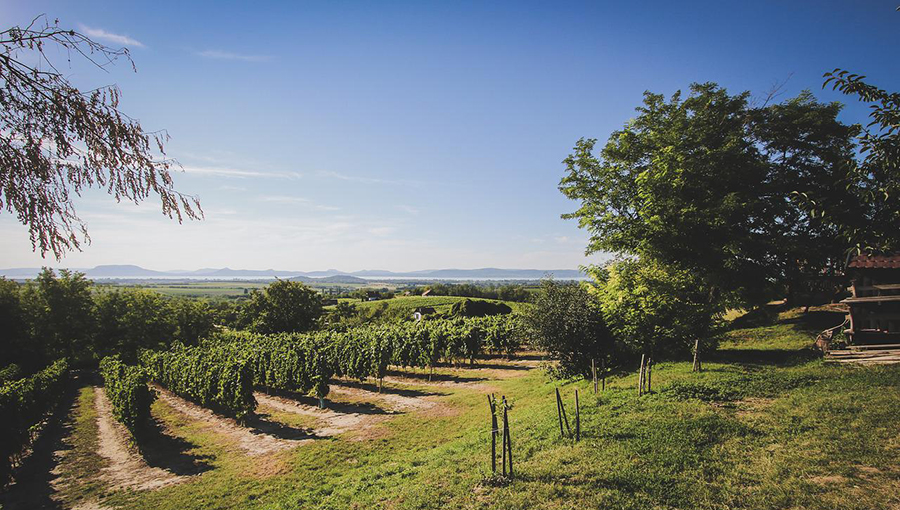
[0,358,69,487]
[125,315,523,424]
[3,306,900,510]
[99,356,156,436]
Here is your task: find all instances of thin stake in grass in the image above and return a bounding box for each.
[502,398,512,478]
[488,394,497,474]
[592,359,598,394]
[575,389,580,442]
[638,354,646,396]
[555,388,571,438]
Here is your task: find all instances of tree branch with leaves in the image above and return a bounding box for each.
[0,15,201,259]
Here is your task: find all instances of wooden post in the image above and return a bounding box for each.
[488,394,497,474]
[560,391,571,437]
[503,404,513,478]
[638,354,646,396]
[556,387,565,437]
[601,359,606,392]
[647,357,652,394]
[501,396,508,476]
[692,338,702,372]
[501,396,512,477]
[575,389,580,442]
[592,359,598,394]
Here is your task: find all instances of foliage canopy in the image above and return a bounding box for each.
[560,83,859,306]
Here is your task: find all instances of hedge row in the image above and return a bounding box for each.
[140,345,256,421]
[99,356,155,435]
[0,358,69,488]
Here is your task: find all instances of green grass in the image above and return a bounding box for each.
[9,305,900,510]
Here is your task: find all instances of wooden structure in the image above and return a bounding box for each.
[841,253,900,345]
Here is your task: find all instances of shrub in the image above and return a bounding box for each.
[450,299,512,317]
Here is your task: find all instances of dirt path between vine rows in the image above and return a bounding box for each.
[254,393,376,437]
[154,388,303,456]
[328,382,436,412]
[93,387,186,491]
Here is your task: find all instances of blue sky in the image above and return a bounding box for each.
[1,1,898,271]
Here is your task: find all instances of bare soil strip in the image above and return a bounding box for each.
[254,393,375,437]
[154,388,301,456]
[93,387,185,491]
[328,383,435,412]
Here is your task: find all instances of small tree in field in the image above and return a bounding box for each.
[242,280,324,334]
[520,278,613,379]
[594,259,723,376]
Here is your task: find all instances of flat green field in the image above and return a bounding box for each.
[4,305,900,510]
[344,295,530,314]
[101,281,381,300]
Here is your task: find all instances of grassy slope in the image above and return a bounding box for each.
[17,306,900,510]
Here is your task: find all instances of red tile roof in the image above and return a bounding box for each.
[848,253,900,269]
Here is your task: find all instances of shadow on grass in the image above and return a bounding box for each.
[0,380,80,510]
[386,369,488,384]
[334,378,446,399]
[710,348,820,368]
[137,416,214,476]
[512,353,546,362]
[783,309,847,334]
[728,303,783,330]
[247,413,321,441]
[729,303,846,335]
[270,388,391,416]
[466,362,533,371]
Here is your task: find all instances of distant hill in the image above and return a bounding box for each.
[85,265,169,277]
[317,274,368,284]
[0,265,584,280]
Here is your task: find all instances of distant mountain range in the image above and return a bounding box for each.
[0,264,584,280]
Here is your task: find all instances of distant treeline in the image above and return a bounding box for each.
[1,269,221,374]
[407,283,532,302]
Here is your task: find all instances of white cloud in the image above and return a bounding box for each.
[78,24,145,48]
[259,196,340,211]
[181,165,301,180]
[367,226,397,236]
[396,205,419,215]
[195,50,273,62]
[317,170,422,187]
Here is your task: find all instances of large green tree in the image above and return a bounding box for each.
[94,289,175,362]
[242,280,324,334]
[18,268,96,366]
[808,70,900,254]
[560,83,858,308]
